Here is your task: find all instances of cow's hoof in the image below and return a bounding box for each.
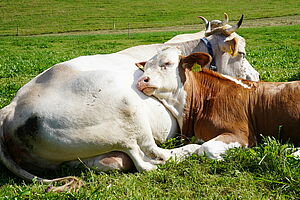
[137,162,157,172]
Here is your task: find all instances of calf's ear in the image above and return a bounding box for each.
[135,62,146,71]
[181,52,212,71]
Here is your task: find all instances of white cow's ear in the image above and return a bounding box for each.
[181,52,212,70]
[220,37,238,56]
[135,62,146,71]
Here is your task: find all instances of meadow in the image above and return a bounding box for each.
[1,0,299,35]
[0,24,299,199]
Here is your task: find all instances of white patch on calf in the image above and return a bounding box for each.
[196,139,241,160]
[169,144,202,161]
[291,149,300,159]
[222,75,252,89]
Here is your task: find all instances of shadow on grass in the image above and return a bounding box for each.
[0,162,93,186]
[0,160,137,187]
[288,72,300,81]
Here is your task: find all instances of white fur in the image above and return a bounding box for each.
[291,149,300,158]
[222,74,252,89]
[207,34,260,81]
[165,31,205,44]
[196,139,241,160]
[141,47,187,130]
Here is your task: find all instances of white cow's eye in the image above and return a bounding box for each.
[160,62,171,69]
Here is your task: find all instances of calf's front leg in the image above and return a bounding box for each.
[195,133,245,160]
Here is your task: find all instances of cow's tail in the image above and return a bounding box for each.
[0,105,84,192]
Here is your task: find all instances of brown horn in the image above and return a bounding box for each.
[222,13,229,25]
[224,14,244,35]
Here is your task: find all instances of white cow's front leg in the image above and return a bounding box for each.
[121,141,202,171]
[111,96,201,171]
[123,143,158,172]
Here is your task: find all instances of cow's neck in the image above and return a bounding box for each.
[180,69,250,138]
[181,69,253,140]
[156,83,187,130]
[180,69,219,138]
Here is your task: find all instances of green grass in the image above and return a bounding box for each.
[0,25,299,198]
[0,138,298,199]
[1,0,299,35]
[241,25,300,81]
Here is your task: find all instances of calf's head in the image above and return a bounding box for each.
[136,47,211,99]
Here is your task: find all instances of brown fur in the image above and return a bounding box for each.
[181,67,300,146]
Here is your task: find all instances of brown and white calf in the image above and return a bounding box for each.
[137,47,300,159]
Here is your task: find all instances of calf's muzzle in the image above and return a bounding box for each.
[136,76,151,91]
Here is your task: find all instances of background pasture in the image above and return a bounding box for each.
[0,0,299,35]
[0,0,299,199]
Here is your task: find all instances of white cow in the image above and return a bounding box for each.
[166,14,259,81]
[0,15,258,191]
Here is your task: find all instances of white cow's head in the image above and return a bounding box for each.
[197,14,259,81]
[136,47,211,99]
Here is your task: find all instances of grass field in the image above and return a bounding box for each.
[1,0,299,35]
[0,1,300,198]
[0,23,299,199]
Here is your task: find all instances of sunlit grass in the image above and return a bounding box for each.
[1,0,299,35]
